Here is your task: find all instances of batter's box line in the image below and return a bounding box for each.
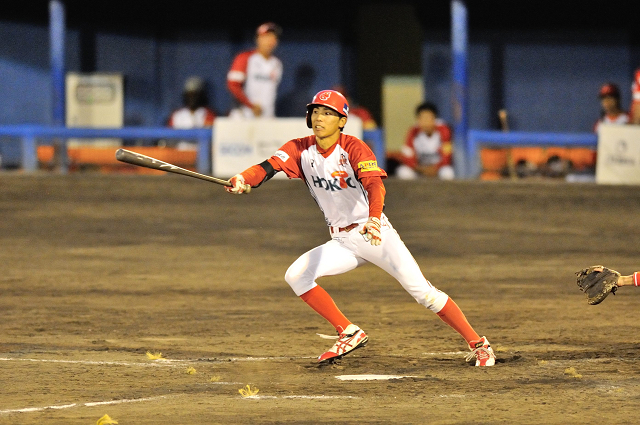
[0,395,175,415]
[194,355,316,363]
[0,355,318,369]
[242,395,361,400]
[0,357,186,368]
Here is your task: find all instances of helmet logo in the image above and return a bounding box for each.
[343,103,349,115]
[318,91,331,101]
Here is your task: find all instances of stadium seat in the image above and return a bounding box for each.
[37,146,197,173]
[480,148,508,180]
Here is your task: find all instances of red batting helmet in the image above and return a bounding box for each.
[306,90,350,129]
[599,83,620,98]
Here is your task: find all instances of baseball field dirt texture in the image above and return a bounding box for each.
[1,173,639,424]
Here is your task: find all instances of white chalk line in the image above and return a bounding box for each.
[0,355,316,368]
[203,356,316,362]
[242,395,361,400]
[0,395,172,415]
[0,357,185,368]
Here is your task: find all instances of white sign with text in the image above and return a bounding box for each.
[596,124,640,185]
[212,117,363,179]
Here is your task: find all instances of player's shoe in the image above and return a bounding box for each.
[465,336,496,366]
[317,324,368,363]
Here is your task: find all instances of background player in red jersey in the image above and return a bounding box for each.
[395,101,455,180]
[630,69,640,125]
[224,90,496,366]
[227,22,283,118]
[593,83,629,133]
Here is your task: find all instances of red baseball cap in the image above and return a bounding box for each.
[256,22,282,37]
[599,83,620,98]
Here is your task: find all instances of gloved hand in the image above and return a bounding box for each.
[575,265,620,305]
[225,174,249,194]
[360,217,382,246]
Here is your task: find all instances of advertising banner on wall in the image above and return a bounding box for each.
[212,117,363,179]
[596,124,640,185]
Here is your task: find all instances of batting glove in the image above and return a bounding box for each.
[225,174,248,194]
[360,217,382,246]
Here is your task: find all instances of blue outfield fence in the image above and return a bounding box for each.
[466,130,598,178]
[0,125,386,176]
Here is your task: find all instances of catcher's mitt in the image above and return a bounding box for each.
[575,265,620,305]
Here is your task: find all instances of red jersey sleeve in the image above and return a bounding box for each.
[401,127,419,168]
[268,138,310,179]
[204,109,216,126]
[360,176,386,219]
[341,135,387,180]
[437,124,453,166]
[227,51,253,107]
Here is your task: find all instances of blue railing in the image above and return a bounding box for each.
[0,125,600,179]
[467,130,598,178]
[0,126,210,174]
[0,125,386,176]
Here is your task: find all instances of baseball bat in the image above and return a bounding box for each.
[115,148,251,193]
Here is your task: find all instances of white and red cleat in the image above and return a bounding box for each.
[466,336,496,366]
[317,324,368,363]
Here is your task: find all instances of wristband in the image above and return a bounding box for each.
[634,272,639,287]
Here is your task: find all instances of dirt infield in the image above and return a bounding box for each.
[1,173,639,424]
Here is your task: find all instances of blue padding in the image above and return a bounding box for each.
[363,129,386,172]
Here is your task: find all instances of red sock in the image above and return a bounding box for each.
[436,298,481,345]
[300,286,351,332]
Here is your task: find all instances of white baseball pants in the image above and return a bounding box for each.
[284,214,449,313]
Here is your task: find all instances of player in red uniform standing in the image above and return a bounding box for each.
[630,69,640,125]
[227,22,283,118]
[395,101,455,180]
[224,90,496,366]
[593,83,629,133]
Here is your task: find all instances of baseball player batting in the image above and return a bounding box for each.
[226,89,496,366]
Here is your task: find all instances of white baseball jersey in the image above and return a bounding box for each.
[271,133,386,228]
[227,50,282,118]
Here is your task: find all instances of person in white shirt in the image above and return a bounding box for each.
[227,22,283,118]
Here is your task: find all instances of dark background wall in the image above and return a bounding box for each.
[1,1,639,133]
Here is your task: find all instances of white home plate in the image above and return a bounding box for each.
[335,374,417,381]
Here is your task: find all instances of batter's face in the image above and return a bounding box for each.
[310,106,347,141]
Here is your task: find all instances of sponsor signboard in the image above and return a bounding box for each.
[212,117,363,178]
[596,124,640,185]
